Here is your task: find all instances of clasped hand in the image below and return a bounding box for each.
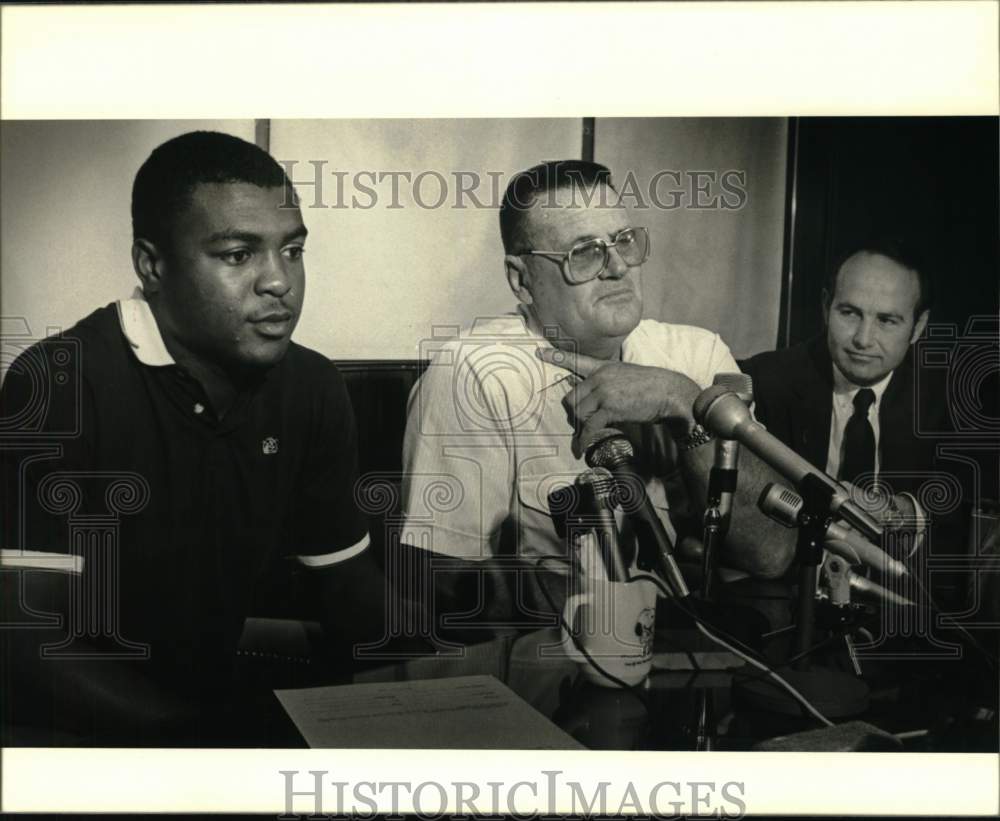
[838,480,921,532]
[535,347,699,458]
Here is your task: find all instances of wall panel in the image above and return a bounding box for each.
[268,119,581,360]
[0,120,255,342]
[594,118,788,359]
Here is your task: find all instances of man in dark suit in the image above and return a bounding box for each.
[743,240,1000,723]
[744,238,998,746]
[741,233,987,652]
[743,237,943,537]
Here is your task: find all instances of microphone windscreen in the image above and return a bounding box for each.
[757,482,800,527]
[584,427,634,469]
[576,466,616,503]
[712,372,754,404]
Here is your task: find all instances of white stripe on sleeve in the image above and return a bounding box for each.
[295,533,371,568]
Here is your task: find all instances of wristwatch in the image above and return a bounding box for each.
[677,423,714,452]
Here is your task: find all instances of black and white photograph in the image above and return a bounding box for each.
[1,3,998,816]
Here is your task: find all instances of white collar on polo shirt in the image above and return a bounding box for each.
[115,287,175,367]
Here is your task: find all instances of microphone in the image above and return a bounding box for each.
[573,468,630,582]
[758,483,907,578]
[848,571,915,608]
[707,373,753,520]
[712,372,754,404]
[585,428,690,598]
[693,385,883,542]
[822,554,915,608]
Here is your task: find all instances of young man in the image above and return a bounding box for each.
[1,131,389,744]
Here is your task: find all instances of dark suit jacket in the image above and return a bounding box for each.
[741,336,950,501]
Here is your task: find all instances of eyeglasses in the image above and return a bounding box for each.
[522,226,650,284]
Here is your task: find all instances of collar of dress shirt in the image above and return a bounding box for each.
[831,360,894,408]
[514,302,615,392]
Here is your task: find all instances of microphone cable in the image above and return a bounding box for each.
[534,557,834,727]
[629,572,835,728]
[534,556,652,711]
[896,559,998,672]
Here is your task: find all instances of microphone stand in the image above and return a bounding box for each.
[792,474,833,670]
[816,555,865,677]
[734,473,870,727]
[694,505,725,751]
[701,451,737,599]
[693,456,736,750]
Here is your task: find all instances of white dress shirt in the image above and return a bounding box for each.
[826,363,925,554]
[400,307,739,562]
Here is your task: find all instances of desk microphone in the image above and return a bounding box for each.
[585,428,690,598]
[822,554,915,609]
[707,373,753,522]
[573,468,630,582]
[758,483,907,578]
[693,385,884,542]
[712,372,753,405]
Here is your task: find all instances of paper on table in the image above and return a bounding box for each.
[275,674,584,749]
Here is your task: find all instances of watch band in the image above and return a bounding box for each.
[678,423,714,452]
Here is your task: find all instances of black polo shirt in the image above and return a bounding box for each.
[1,299,368,689]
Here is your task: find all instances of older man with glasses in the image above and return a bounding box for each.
[399,160,796,634]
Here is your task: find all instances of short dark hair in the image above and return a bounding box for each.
[826,234,933,317]
[131,130,290,246]
[499,160,615,254]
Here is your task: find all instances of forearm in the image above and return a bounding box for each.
[678,438,796,580]
[306,545,502,658]
[308,548,402,652]
[545,355,797,579]
[392,543,534,644]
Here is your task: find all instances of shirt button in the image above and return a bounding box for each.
[193,403,205,415]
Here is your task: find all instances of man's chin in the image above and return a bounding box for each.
[237,340,292,370]
[837,358,888,387]
[596,304,641,338]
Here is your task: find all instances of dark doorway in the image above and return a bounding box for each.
[781,116,999,347]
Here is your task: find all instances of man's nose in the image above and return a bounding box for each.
[852,317,875,348]
[600,246,629,279]
[255,252,293,297]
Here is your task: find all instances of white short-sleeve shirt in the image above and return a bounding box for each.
[400,308,739,562]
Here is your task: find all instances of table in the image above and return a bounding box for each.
[350,627,742,751]
[343,620,998,752]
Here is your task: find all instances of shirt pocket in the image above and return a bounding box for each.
[514,449,585,560]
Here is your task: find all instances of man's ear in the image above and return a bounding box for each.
[820,288,832,324]
[504,255,533,305]
[910,309,930,344]
[132,239,164,296]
